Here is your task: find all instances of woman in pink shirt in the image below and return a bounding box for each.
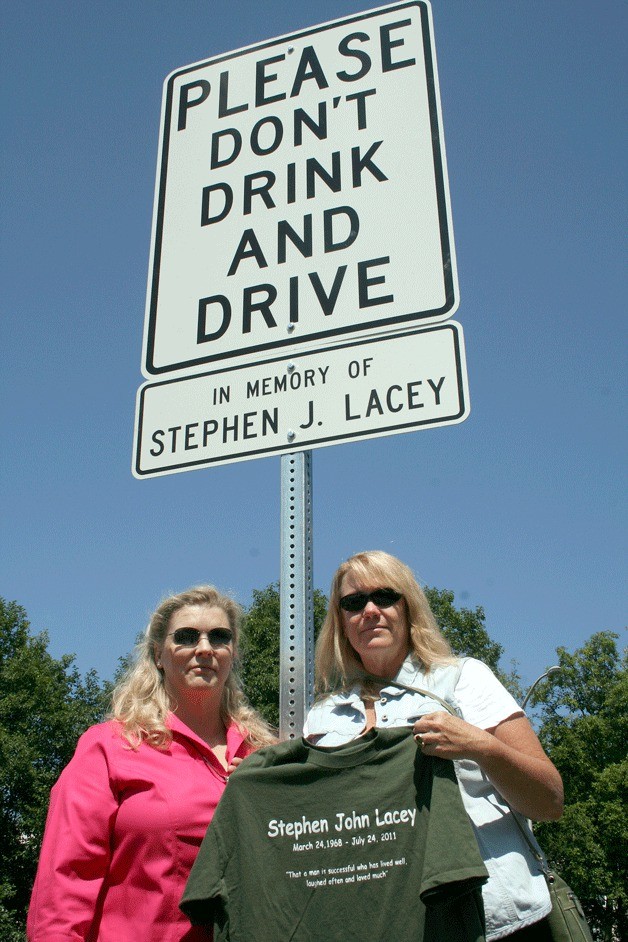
[27,585,275,942]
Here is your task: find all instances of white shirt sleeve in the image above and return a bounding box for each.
[454,659,524,730]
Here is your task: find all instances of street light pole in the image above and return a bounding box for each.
[521,666,561,710]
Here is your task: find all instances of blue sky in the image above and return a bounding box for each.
[1,0,625,692]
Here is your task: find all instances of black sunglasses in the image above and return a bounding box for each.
[167,627,233,647]
[338,589,402,613]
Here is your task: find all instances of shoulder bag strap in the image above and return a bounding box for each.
[364,673,459,715]
[366,658,468,716]
[507,807,552,878]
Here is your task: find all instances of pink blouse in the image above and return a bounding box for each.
[27,714,251,942]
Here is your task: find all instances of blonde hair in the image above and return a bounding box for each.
[110,585,276,750]
[314,551,455,694]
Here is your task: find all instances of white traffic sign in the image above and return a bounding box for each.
[142,1,457,377]
[133,322,469,476]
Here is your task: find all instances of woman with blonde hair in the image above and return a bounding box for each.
[305,551,563,941]
[28,585,275,942]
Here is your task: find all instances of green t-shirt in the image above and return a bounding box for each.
[182,728,488,941]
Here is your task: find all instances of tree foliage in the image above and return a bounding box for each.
[239,583,327,727]
[0,598,110,937]
[424,587,523,698]
[424,587,504,670]
[533,632,627,939]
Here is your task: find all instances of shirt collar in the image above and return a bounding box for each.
[167,711,247,757]
[360,654,424,696]
[381,654,424,693]
[325,655,423,704]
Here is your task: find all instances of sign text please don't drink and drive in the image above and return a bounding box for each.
[142,1,458,376]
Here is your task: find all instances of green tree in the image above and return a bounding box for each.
[533,632,627,940]
[239,583,327,727]
[424,587,504,670]
[0,598,110,938]
[424,587,523,698]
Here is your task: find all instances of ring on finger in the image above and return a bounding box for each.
[414,733,424,748]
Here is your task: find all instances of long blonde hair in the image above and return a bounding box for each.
[110,585,276,750]
[315,551,455,694]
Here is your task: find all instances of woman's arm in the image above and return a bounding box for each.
[27,727,116,941]
[413,710,564,820]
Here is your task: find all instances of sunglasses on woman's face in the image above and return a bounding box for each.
[338,588,402,613]
[167,627,233,647]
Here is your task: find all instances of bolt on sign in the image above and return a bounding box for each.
[142,1,458,377]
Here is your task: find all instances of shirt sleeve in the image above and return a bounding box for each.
[27,725,119,942]
[419,756,489,902]
[455,658,524,730]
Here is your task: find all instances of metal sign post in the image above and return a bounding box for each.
[279,451,314,738]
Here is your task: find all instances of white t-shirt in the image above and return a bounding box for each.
[453,657,522,729]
